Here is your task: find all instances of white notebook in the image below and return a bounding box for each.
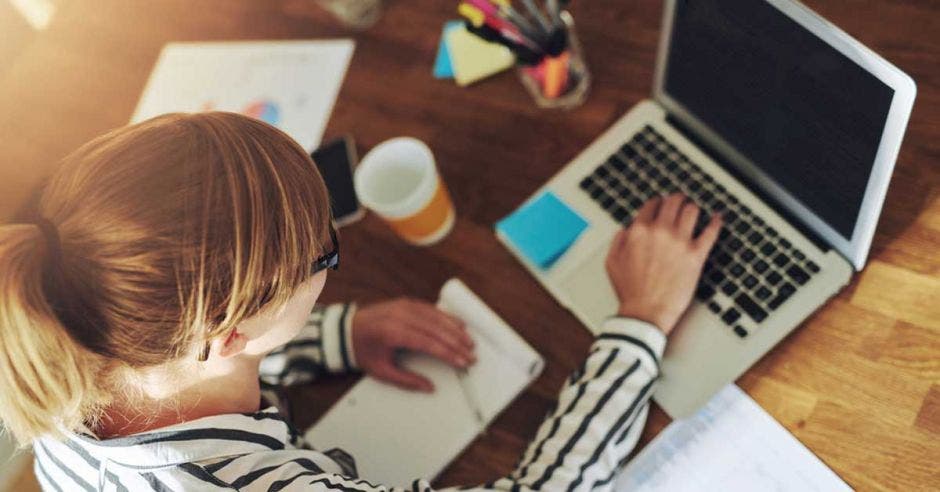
[305,279,544,487]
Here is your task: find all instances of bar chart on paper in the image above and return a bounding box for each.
[131,40,354,151]
[615,385,851,491]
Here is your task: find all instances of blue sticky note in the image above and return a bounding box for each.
[496,192,589,269]
[433,20,463,79]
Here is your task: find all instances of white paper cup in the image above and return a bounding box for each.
[355,137,455,245]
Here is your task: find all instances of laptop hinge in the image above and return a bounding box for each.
[665,114,832,253]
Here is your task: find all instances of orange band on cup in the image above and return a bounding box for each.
[387,179,453,243]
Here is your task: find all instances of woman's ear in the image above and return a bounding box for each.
[217,329,249,358]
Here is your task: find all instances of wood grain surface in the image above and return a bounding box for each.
[1,1,937,490]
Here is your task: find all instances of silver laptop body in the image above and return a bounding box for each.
[498,0,916,417]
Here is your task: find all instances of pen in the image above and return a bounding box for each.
[465,22,543,65]
[521,0,553,35]
[457,368,487,430]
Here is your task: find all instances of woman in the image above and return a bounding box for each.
[0,112,719,491]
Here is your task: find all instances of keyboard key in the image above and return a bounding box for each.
[630,198,643,209]
[743,275,758,288]
[621,145,638,159]
[747,231,763,244]
[597,166,610,177]
[766,271,783,286]
[753,216,764,227]
[761,242,777,256]
[695,283,715,301]
[716,252,733,266]
[719,227,731,241]
[793,250,805,261]
[772,253,790,267]
[721,281,739,296]
[735,221,751,234]
[589,186,603,199]
[753,260,769,273]
[729,263,745,277]
[708,270,726,285]
[766,227,778,237]
[601,196,615,209]
[735,293,768,323]
[780,238,792,249]
[768,283,796,310]
[741,205,752,215]
[733,325,748,338]
[728,238,743,251]
[721,308,741,325]
[612,207,629,222]
[755,286,772,300]
[580,177,593,190]
[786,265,811,285]
[741,249,756,262]
[725,211,739,223]
[707,301,721,314]
[700,190,714,202]
[806,261,820,273]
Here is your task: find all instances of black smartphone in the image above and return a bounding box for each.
[311,136,365,227]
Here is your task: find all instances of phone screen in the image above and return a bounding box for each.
[312,137,362,225]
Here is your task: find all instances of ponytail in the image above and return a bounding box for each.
[0,224,104,446]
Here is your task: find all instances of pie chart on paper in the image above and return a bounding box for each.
[242,100,281,126]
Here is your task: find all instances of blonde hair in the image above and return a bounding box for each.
[0,112,332,445]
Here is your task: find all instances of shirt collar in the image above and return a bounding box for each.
[64,406,297,470]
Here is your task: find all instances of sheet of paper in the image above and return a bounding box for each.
[496,191,589,269]
[132,40,354,151]
[615,385,851,492]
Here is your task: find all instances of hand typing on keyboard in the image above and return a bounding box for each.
[605,193,722,335]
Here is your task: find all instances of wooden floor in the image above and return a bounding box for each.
[1,1,937,490]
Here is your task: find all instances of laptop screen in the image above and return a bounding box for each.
[663,0,895,239]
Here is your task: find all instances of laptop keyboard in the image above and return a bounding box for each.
[578,125,821,338]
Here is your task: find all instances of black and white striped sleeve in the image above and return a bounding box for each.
[493,316,666,491]
[259,303,360,387]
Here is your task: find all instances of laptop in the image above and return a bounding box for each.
[497,0,916,418]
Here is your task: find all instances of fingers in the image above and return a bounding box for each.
[395,329,473,369]
[656,193,685,226]
[676,201,700,238]
[694,214,723,257]
[375,361,434,392]
[633,196,661,225]
[403,302,475,360]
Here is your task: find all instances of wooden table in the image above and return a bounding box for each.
[1,1,937,490]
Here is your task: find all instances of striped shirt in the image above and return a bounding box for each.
[33,303,666,491]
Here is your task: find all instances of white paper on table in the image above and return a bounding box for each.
[132,40,354,151]
[615,384,852,492]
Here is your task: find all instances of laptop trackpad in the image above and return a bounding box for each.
[559,244,619,333]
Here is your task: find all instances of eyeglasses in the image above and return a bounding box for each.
[311,224,339,274]
[197,223,340,362]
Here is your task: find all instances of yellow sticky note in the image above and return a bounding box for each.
[446,26,515,87]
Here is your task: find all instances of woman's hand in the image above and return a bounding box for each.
[351,298,476,392]
[606,193,722,335]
